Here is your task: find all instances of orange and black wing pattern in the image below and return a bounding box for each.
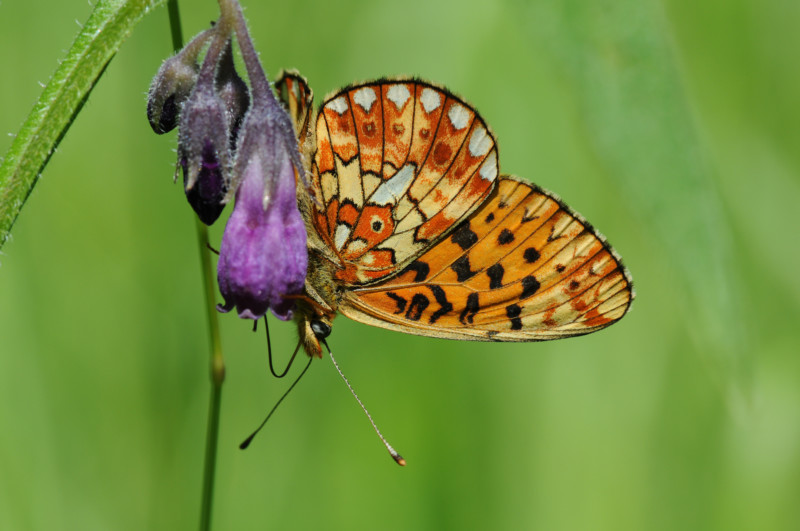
[275,70,314,141]
[340,176,633,341]
[311,80,499,285]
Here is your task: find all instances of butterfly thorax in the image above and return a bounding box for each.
[295,209,343,357]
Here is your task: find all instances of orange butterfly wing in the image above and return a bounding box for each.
[339,176,633,341]
[275,70,314,141]
[311,80,499,285]
[277,74,633,341]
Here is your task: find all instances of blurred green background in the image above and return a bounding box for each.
[1,0,798,529]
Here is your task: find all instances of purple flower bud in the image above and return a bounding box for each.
[176,31,234,225]
[177,82,230,225]
[147,55,198,134]
[146,28,213,134]
[181,140,227,225]
[216,116,307,320]
[215,40,250,150]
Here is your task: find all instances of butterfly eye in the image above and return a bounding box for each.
[310,319,331,339]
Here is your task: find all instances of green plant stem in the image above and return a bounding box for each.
[197,219,225,531]
[164,1,225,529]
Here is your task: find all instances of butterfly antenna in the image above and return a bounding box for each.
[321,339,406,466]
[240,348,313,450]
[264,315,300,378]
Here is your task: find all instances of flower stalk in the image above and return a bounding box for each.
[164,1,225,529]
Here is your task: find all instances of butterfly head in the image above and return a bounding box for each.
[297,313,332,358]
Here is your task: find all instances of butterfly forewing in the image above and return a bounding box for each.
[275,70,314,141]
[339,176,633,341]
[311,80,499,285]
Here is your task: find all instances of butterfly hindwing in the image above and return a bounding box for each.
[311,80,500,285]
[339,176,633,341]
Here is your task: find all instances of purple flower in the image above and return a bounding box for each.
[177,79,230,225]
[181,139,227,225]
[215,1,308,321]
[216,108,307,321]
[176,30,234,226]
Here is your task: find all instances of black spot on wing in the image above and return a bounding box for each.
[485,212,495,223]
[506,303,523,331]
[451,221,478,250]
[523,247,540,263]
[451,255,477,282]
[405,293,430,321]
[497,228,515,245]
[403,260,430,282]
[386,292,407,314]
[521,275,540,299]
[459,292,480,325]
[427,285,453,324]
[486,263,504,289]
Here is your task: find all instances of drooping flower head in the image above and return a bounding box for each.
[146,0,308,321]
[216,113,306,320]
[147,15,251,226]
[215,0,307,321]
[175,26,235,226]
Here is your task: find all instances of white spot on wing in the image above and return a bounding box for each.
[420,88,441,113]
[334,224,351,250]
[393,196,414,220]
[394,207,424,232]
[448,103,470,130]
[590,256,611,276]
[345,239,368,255]
[370,163,417,206]
[381,231,425,262]
[363,173,381,197]
[353,87,377,112]
[386,85,411,110]
[327,96,348,115]
[468,124,491,157]
[479,150,498,182]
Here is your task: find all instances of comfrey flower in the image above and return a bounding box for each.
[216,118,306,320]
[216,1,307,321]
[146,17,251,226]
[146,0,308,321]
[176,29,234,226]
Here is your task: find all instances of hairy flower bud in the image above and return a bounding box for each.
[146,28,213,134]
[215,40,250,149]
[173,26,238,226]
[177,80,230,225]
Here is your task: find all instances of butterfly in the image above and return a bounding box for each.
[274,71,634,357]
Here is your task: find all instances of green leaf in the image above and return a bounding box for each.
[0,0,166,249]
